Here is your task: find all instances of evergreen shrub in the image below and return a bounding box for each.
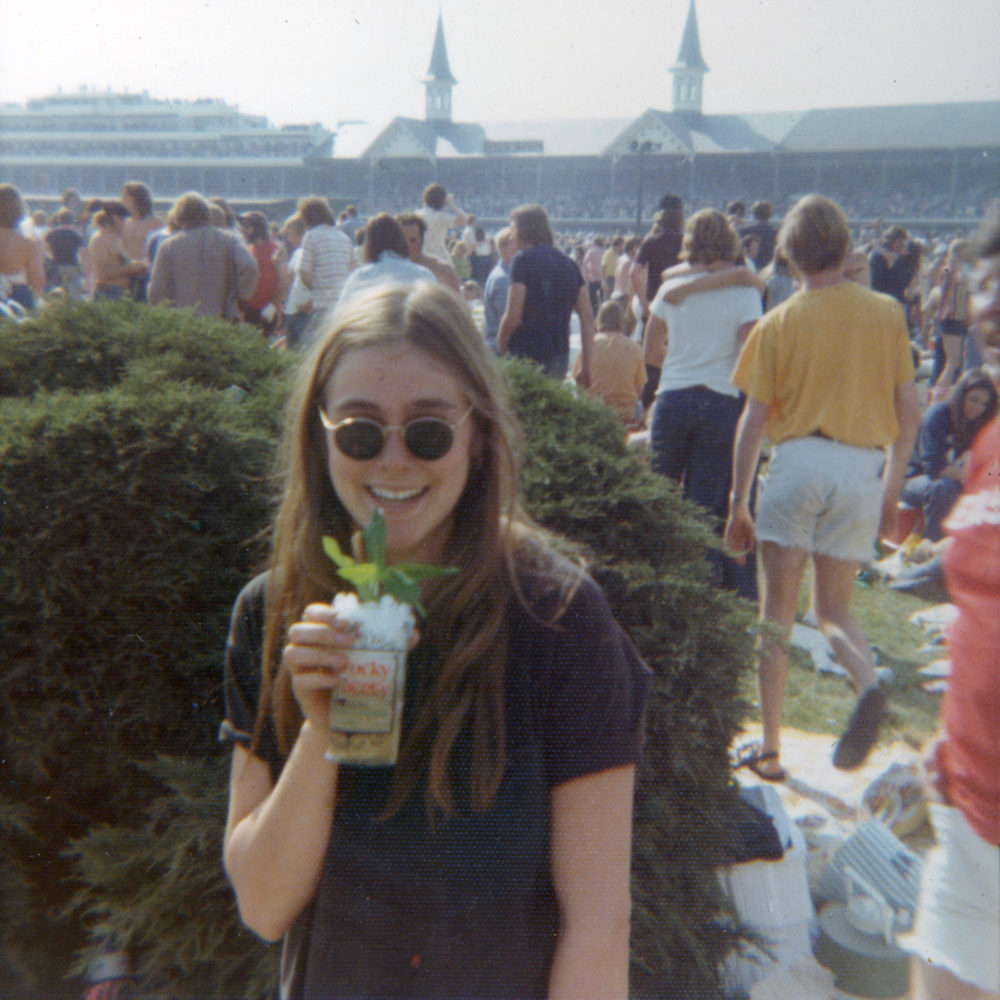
[0,301,290,996]
[2,303,755,998]
[507,362,756,998]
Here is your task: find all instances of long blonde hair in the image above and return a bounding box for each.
[258,283,552,815]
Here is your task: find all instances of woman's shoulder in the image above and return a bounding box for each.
[506,536,650,773]
[230,571,271,628]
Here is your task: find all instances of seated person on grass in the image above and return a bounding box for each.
[901,368,997,541]
[573,300,647,425]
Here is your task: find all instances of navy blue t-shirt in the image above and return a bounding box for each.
[222,565,649,999]
[508,245,584,365]
[45,226,85,266]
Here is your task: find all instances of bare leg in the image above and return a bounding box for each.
[813,553,889,768]
[911,956,1000,1000]
[756,541,810,775]
[811,553,878,692]
[932,332,964,399]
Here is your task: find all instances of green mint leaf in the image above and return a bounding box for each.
[380,568,422,606]
[336,564,381,603]
[322,512,456,612]
[321,535,356,570]
[362,508,387,568]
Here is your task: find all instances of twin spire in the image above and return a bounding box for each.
[423,1,707,124]
[423,11,456,122]
[671,0,708,114]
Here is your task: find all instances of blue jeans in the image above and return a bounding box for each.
[6,283,35,310]
[284,311,312,349]
[901,474,961,542]
[651,385,757,599]
[540,352,570,380]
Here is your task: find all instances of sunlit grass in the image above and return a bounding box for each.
[738,570,944,750]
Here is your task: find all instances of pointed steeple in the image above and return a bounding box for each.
[675,0,708,71]
[424,12,456,122]
[426,12,457,84]
[671,0,709,114]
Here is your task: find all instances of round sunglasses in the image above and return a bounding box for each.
[318,406,473,461]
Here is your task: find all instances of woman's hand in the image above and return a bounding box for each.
[941,455,968,480]
[920,734,950,805]
[724,501,755,566]
[283,605,358,733]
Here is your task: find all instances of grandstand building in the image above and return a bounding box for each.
[334,4,1000,229]
[0,88,334,201]
[1,2,996,227]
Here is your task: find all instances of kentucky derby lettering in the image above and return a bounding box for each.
[344,657,391,681]
[329,649,400,738]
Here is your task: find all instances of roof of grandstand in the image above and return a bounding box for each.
[330,10,998,164]
[336,101,1000,161]
[776,102,1000,152]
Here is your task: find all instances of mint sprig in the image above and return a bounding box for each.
[322,509,457,614]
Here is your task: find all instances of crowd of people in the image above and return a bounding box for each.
[3,174,998,999]
[361,175,991,230]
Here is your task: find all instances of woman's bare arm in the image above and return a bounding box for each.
[547,765,635,1000]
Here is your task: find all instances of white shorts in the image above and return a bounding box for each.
[905,803,1000,992]
[756,436,886,562]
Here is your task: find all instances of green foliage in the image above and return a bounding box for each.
[742,578,941,748]
[322,509,457,612]
[69,757,276,999]
[505,361,755,999]
[0,300,291,997]
[0,298,285,405]
[2,306,754,999]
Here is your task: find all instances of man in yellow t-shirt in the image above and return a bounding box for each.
[725,195,921,781]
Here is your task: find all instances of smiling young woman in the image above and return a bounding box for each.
[317,342,477,567]
[220,282,650,1000]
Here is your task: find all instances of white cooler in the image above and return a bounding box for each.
[719,784,816,997]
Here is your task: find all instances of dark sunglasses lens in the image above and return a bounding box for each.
[405,419,454,460]
[335,420,385,460]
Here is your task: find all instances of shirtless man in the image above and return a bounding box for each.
[395,211,461,293]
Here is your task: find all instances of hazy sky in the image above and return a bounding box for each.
[1,0,998,129]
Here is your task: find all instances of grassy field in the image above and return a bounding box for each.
[737,569,945,752]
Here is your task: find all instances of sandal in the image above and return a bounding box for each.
[732,741,787,782]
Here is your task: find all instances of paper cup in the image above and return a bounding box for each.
[326,593,416,766]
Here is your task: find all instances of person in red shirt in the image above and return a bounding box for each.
[240,211,287,335]
[908,200,1000,1000]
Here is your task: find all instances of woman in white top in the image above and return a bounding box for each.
[643,208,763,597]
[418,183,467,265]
